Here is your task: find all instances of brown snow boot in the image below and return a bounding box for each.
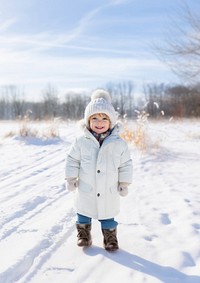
[102,228,119,251]
[76,224,92,247]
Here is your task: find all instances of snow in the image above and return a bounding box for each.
[0,119,200,283]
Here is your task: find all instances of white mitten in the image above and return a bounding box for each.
[66,177,78,192]
[118,183,129,197]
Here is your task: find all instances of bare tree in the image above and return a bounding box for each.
[42,84,59,118]
[106,81,135,118]
[0,94,6,119]
[155,2,200,83]
[63,92,88,120]
[2,85,25,119]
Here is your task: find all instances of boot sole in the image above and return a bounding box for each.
[77,240,92,247]
[104,244,119,252]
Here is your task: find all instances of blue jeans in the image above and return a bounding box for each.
[76,213,118,230]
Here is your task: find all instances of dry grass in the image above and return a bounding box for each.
[42,121,60,138]
[4,112,60,139]
[120,111,157,152]
[19,121,39,137]
[4,131,16,138]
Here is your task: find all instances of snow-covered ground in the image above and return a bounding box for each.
[0,119,200,283]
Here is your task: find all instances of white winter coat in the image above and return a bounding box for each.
[65,122,133,220]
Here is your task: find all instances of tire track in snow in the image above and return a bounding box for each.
[0,146,68,207]
[0,185,68,240]
[0,144,70,246]
[0,147,65,191]
[0,147,51,182]
[0,159,65,205]
[0,134,76,282]
[0,211,75,283]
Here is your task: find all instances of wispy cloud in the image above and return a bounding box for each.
[0,17,17,32]
[0,0,132,55]
[0,31,139,57]
[0,47,171,87]
[0,0,179,97]
[0,5,105,53]
[55,7,102,45]
[109,0,129,5]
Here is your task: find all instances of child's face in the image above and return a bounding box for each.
[89,113,110,134]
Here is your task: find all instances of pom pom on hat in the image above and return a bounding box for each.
[84,89,117,129]
[91,89,112,103]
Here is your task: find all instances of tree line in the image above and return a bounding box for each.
[0,81,200,121]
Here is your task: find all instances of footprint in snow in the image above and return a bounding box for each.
[161,213,171,225]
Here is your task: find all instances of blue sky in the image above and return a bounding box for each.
[0,0,198,100]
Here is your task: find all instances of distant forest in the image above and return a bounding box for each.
[0,81,200,120]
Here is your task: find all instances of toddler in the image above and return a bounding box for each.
[65,89,133,251]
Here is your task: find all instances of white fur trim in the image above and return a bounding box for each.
[114,121,124,133]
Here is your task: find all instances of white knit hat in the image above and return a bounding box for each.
[84,89,117,129]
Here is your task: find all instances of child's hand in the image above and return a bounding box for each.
[118,183,128,196]
[65,177,78,192]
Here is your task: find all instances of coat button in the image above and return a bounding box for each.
[97,193,100,197]
[97,170,100,173]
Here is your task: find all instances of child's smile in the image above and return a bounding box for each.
[89,114,110,134]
